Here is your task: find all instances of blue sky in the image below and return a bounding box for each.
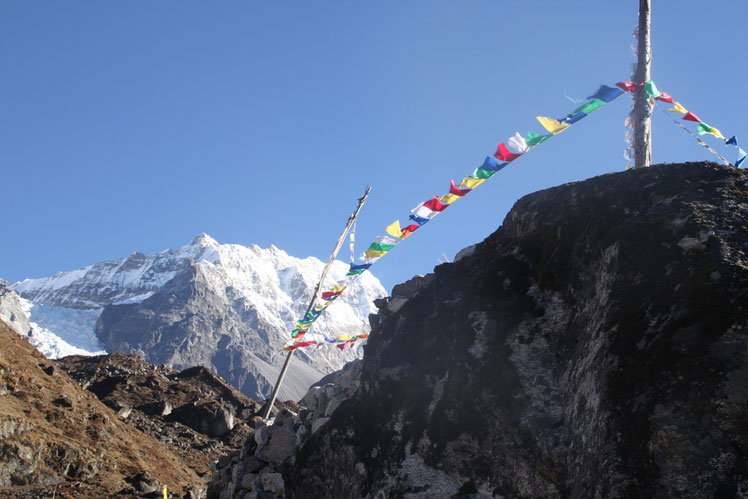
[2,1,746,293]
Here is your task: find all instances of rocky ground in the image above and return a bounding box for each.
[0,320,205,498]
[0,320,301,498]
[55,353,262,478]
[208,361,360,499]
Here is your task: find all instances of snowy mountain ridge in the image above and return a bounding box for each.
[11,234,387,400]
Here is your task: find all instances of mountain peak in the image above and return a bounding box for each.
[188,233,219,248]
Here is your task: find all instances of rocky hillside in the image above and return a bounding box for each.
[12,235,386,400]
[54,353,261,477]
[0,321,206,498]
[218,162,746,498]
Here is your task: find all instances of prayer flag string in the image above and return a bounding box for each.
[282,80,743,352]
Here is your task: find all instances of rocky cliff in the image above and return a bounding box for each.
[277,162,748,498]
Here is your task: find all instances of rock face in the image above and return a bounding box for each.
[282,163,748,498]
[0,321,206,498]
[12,235,386,400]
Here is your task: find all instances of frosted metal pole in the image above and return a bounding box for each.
[262,186,371,419]
[632,0,652,168]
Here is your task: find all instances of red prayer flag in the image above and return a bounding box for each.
[616,81,644,92]
[493,142,522,162]
[321,290,343,299]
[423,196,448,212]
[449,179,470,197]
[290,341,316,350]
[401,224,420,236]
[682,112,702,122]
[656,92,674,103]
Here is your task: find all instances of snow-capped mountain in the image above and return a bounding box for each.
[12,234,387,400]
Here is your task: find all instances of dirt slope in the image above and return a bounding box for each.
[0,320,204,498]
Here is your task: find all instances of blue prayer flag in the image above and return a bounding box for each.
[588,84,624,103]
[409,214,429,226]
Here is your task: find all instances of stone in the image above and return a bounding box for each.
[324,395,343,418]
[295,423,309,447]
[273,408,296,428]
[311,417,329,435]
[253,426,269,447]
[260,472,285,495]
[256,425,296,466]
[241,472,258,491]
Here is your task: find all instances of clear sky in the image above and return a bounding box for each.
[2,1,746,293]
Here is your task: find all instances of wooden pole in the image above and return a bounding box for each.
[262,186,371,420]
[632,0,652,168]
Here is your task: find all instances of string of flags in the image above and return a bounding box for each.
[282,80,744,352]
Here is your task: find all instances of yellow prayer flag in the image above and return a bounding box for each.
[667,101,688,114]
[364,249,387,258]
[440,194,461,204]
[331,284,346,293]
[536,116,571,135]
[709,127,726,140]
[336,335,353,341]
[385,220,403,239]
[459,177,485,189]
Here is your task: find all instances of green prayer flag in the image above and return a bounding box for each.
[697,123,715,135]
[525,132,553,146]
[368,242,395,252]
[346,269,366,276]
[643,80,662,98]
[573,98,605,115]
[472,168,496,179]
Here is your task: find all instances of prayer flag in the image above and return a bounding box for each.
[682,112,702,122]
[537,116,571,134]
[616,81,643,92]
[573,99,605,115]
[409,214,430,226]
[423,197,449,212]
[481,156,508,172]
[643,80,661,98]
[471,168,496,179]
[559,112,586,125]
[401,224,420,236]
[667,102,688,114]
[385,220,404,239]
[374,235,401,246]
[697,123,726,140]
[459,177,486,189]
[440,193,462,205]
[411,202,438,220]
[367,241,395,252]
[588,84,624,103]
[348,262,372,273]
[656,92,674,104]
[361,256,381,264]
[363,249,387,258]
[525,132,553,146]
[284,341,316,351]
[449,179,470,196]
[737,148,747,168]
[726,136,738,146]
[508,132,532,153]
[493,143,522,162]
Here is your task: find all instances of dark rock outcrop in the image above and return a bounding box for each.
[55,353,261,472]
[283,163,748,498]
